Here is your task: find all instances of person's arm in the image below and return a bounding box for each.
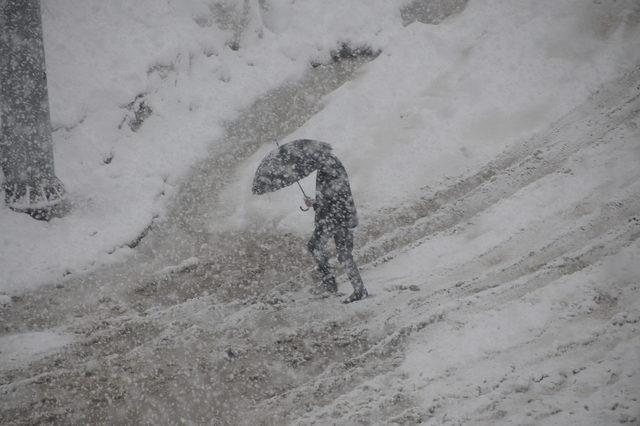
[304,197,316,209]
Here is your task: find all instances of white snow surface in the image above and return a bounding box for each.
[0,294,11,307]
[0,0,402,291]
[0,331,73,371]
[223,0,640,232]
[1,0,637,291]
[1,1,640,423]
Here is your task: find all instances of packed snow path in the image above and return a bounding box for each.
[1,62,640,424]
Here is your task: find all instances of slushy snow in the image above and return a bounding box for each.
[1,0,639,424]
[0,0,401,292]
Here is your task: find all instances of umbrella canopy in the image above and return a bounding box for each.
[252,139,333,195]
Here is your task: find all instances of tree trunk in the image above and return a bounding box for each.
[0,0,66,220]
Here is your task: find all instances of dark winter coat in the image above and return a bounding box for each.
[313,154,358,230]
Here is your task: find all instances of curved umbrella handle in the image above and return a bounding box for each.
[300,205,310,212]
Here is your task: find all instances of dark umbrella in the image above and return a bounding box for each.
[252,139,332,197]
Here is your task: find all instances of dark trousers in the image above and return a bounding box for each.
[307,225,364,291]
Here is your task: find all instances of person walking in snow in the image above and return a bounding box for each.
[305,153,368,303]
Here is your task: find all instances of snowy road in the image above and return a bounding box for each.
[1,54,639,425]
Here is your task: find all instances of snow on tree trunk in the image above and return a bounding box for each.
[0,0,66,220]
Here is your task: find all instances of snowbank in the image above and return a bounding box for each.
[224,0,640,234]
[1,1,639,422]
[0,0,403,292]
[2,0,638,296]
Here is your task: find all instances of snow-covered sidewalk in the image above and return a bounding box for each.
[1,0,639,424]
[0,0,400,292]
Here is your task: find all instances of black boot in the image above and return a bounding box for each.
[343,287,368,304]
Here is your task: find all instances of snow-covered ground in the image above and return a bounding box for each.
[0,0,401,292]
[1,1,636,289]
[1,0,640,424]
[224,0,640,233]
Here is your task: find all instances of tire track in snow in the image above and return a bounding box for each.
[225,65,640,424]
[1,61,639,426]
[358,65,640,268]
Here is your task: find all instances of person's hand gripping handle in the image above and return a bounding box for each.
[300,196,314,212]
